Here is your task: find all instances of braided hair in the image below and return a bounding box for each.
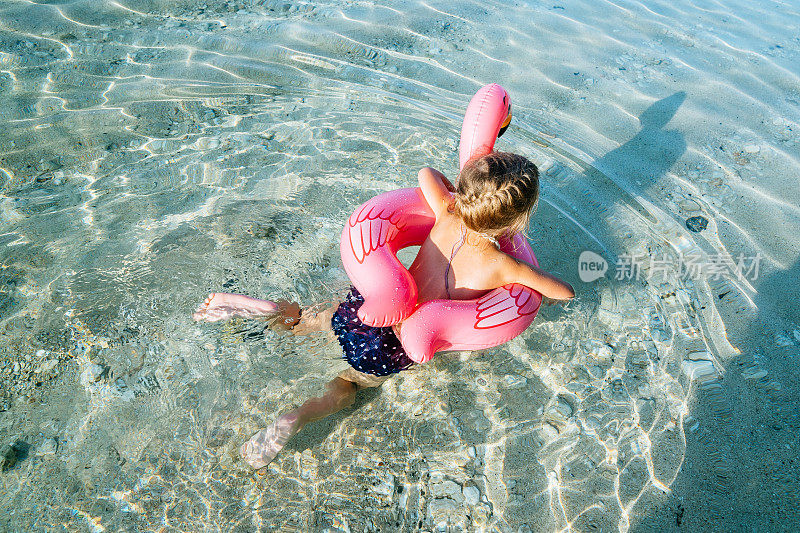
[453,152,539,238]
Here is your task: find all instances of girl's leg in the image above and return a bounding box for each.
[240,375,358,469]
[240,369,389,469]
[193,293,335,334]
[193,293,291,322]
[291,302,337,336]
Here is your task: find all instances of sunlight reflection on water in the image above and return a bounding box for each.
[1,0,799,531]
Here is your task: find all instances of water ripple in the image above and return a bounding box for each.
[1,0,799,531]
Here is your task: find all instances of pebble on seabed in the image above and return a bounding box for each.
[685,215,708,233]
[1,440,30,473]
[80,363,106,386]
[371,473,394,497]
[35,359,58,374]
[87,363,105,381]
[744,144,760,154]
[686,350,713,361]
[502,374,527,388]
[677,197,702,212]
[545,398,574,424]
[463,485,480,506]
[36,437,58,457]
[0,443,17,472]
[430,479,463,502]
[681,359,717,381]
[426,498,462,527]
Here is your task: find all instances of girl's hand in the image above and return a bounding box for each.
[541,295,572,306]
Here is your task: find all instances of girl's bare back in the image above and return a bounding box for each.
[413,166,574,303]
[408,208,508,305]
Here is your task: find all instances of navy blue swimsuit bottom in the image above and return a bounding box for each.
[331,287,414,377]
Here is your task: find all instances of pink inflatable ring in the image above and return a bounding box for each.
[340,84,542,363]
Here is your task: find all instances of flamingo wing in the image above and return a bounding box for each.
[347,202,404,264]
[474,284,540,330]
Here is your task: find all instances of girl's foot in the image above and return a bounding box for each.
[193,293,279,322]
[240,414,301,469]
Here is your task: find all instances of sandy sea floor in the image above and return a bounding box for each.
[0,0,799,531]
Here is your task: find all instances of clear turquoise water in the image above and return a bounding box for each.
[0,0,798,531]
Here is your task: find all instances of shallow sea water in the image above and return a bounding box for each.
[0,0,799,531]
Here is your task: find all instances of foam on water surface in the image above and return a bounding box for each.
[0,0,798,531]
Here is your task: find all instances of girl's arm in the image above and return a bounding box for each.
[418,167,454,216]
[500,255,575,300]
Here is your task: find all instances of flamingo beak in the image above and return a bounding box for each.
[497,109,512,138]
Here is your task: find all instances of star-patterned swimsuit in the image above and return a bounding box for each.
[332,226,476,376]
[331,287,414,376]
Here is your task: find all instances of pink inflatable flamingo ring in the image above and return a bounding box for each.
[340,83,542,365]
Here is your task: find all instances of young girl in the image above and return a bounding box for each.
[193,152,575,469]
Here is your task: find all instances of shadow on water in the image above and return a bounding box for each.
[612,96,800,527]
[566,89,797,531]
[481,90,792,531]
[568,90,796,531]
[484,91,695,530]
[753,258,800,325]
[591,91,687,192]
[635,256,800,531]
[533,91,688,255]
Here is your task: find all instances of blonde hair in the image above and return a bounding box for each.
[453,152,539,238]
